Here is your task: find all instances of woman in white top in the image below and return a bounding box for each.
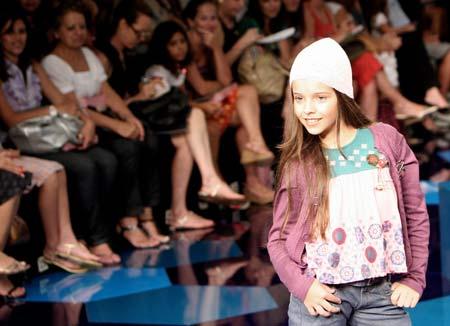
[42,2,161,250]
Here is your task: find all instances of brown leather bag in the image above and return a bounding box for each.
[238,46,289,104]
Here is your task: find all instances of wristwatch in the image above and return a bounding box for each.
[48,105,58,117]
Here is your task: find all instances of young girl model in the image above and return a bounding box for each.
[268,38,429,324]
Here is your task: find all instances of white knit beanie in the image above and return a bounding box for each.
[289,38,354,99]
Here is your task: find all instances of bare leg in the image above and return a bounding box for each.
[235,85,272,153]
[358,79,378,121]
[39,171,101,261]
[170,134,194,217]
[167,134,214,230]
[0,195,26,297]
[187,109,245,201]
[0,195,19,250]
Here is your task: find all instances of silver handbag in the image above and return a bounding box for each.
[8,113,83,154]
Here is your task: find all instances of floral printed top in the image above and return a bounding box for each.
[304,128,408,284]
[1,61,42,112]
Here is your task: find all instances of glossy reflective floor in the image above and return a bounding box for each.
[1,192,449,325]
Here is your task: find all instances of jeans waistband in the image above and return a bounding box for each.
[332,275,391,288]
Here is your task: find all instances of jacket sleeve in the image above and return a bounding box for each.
[395,130,430,296]
[267,171,315,301]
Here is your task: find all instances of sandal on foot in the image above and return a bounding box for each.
[43,254,87,274]
[116,224,160,249]
[240,148,274,166]
[55,243,102,269]
[198,184,248,206]
[166,211,215,232]
[0,253,29,276]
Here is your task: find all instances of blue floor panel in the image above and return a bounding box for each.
[410,296,450,325]
[86,285,278,325]
[25,267,171,303]
[122,239,243,269]
[420,181,439,205]
[438,150,450,163]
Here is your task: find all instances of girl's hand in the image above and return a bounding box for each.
[304,279,341,317]
[239,28,262,48]
[199,29,221,50]
[390,283,420,308]
[125,115,145,141]
[0,150,24,177]
[78,119,97,150]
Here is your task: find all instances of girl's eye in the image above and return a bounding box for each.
[294,96,303,102]
[318,96,327,101]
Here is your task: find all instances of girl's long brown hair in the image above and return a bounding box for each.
[276,88,371,240]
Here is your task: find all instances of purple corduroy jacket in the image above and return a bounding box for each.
[267,122,430,301]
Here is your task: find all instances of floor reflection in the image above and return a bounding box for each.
[0,203,447,325]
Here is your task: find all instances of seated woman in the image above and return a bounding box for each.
[97,1,245,230]
[0,9,120,265]
[183,0,275,205]
[0,138,101,274]
[41,2,164,248]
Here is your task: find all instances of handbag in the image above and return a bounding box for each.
[129,87,191,135]
[238,45,288,104]
[8,113,83,154]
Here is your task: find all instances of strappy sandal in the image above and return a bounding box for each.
[138,218,170,244]
[0,253,29,276]
[116,224,160,249]
[165,211,215,232]
[198,184,248,206]
[55,243,102,268]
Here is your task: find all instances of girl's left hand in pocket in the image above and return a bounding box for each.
[390,282,420,308]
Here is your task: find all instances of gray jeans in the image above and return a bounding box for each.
[288,279,411,326]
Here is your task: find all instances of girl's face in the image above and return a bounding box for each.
[167,31,188,63]
[119,13,153,49]
[55,11,87,49]
[1,19,27,60]
[282,0,300,13]
[259,0,281,19]
[292,79,339,142]
[190,3,219,33]
[220,0,245,18]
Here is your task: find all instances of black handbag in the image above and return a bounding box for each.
[129,87,191,135]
